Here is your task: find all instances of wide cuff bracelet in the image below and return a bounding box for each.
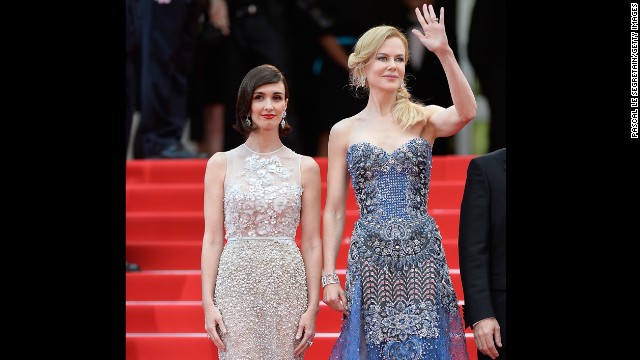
[321,272,340,288]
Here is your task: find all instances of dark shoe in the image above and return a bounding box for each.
[158,143,208,159]
[126,262,140,272]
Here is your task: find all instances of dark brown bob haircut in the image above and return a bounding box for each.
[233,64,292,136]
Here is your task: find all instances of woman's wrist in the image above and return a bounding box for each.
[202,298,215,307]
[306,303,319,313]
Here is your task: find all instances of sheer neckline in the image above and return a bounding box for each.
[242,143,285,155]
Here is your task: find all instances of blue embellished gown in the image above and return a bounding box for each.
[330,138,469,360]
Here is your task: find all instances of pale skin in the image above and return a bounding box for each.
[209,0,230,36]
[473,317,502,359]
[201,81,323,356]
[322,4,477,314]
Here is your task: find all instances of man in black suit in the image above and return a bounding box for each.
[458,147,506,359]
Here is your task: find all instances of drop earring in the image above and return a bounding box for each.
[244,115,251,127]
[280,110,287,129]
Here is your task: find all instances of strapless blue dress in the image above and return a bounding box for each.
[330,138,469,360]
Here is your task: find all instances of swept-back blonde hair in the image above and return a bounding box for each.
[348,25,427,129]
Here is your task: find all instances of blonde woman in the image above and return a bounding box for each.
[321,4,476,359]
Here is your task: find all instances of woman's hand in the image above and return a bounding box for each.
[204,304,227,351]
[293,308,317,356]
[411,4,448,54]
[209,0,230,36]
[323,283,348,315]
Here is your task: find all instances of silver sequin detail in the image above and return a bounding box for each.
[215,145,308,359]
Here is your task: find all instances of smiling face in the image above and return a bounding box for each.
[364,36,406,93]
[250,81,288,131]
[234,64,292,136]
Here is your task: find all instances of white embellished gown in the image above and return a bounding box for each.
[214,144,308,359]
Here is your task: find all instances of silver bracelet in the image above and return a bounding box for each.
[321,272,340,288]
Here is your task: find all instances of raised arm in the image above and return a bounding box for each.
[411,4,477,139]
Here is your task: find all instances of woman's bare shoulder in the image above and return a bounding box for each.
[330,115,360,140]
[300,155,320,172]
[207,151,227,168]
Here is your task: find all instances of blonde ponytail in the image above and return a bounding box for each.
[394,87,427,130]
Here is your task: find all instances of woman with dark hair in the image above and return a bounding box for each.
[321,4,476,359]
[201,64,322,358]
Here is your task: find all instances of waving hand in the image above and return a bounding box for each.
[411,4,448,54]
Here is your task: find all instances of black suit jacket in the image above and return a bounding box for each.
[458,148,506,346]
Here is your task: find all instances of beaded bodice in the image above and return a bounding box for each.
[223,144,302,239]
[347,137,432,222]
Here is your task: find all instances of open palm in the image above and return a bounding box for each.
[412,4,449,54]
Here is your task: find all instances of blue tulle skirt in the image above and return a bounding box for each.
[329,277,469,360]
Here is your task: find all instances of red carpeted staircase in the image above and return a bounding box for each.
[126,155,478,360]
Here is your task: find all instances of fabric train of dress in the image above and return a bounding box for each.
[215,144,308,359]
[330,137,469,360]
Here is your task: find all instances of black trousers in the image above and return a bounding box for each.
[127,0,200,158]
[125,0,142,156]
[477,347,506,360]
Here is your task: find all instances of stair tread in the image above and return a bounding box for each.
[126,333,478,360]
[126,270,465,301]
[126,239,461,270]
[125,155,480,360]
[126,300,469,333]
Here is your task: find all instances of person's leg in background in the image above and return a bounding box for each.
[126,0,142,157]
[188,10,230,157]
[133,0,205,159]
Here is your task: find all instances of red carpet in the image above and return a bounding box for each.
[126,155,478,360]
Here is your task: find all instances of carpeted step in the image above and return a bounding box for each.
[124,333,337,360]
[126,241,203,270]
[126,155,475,185]
[125,301,343,333]
[126,239,461,271]
[126,209,460,242]
[125,270,465,302]
[127,159,207,185]
[431,155,476,182]
[126,181,466,212]
[125,332,478,360]
[126,184,205,213]
[126,300,470,334]
[124,155,481,360]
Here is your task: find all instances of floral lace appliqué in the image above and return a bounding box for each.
[224,154,302,239]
